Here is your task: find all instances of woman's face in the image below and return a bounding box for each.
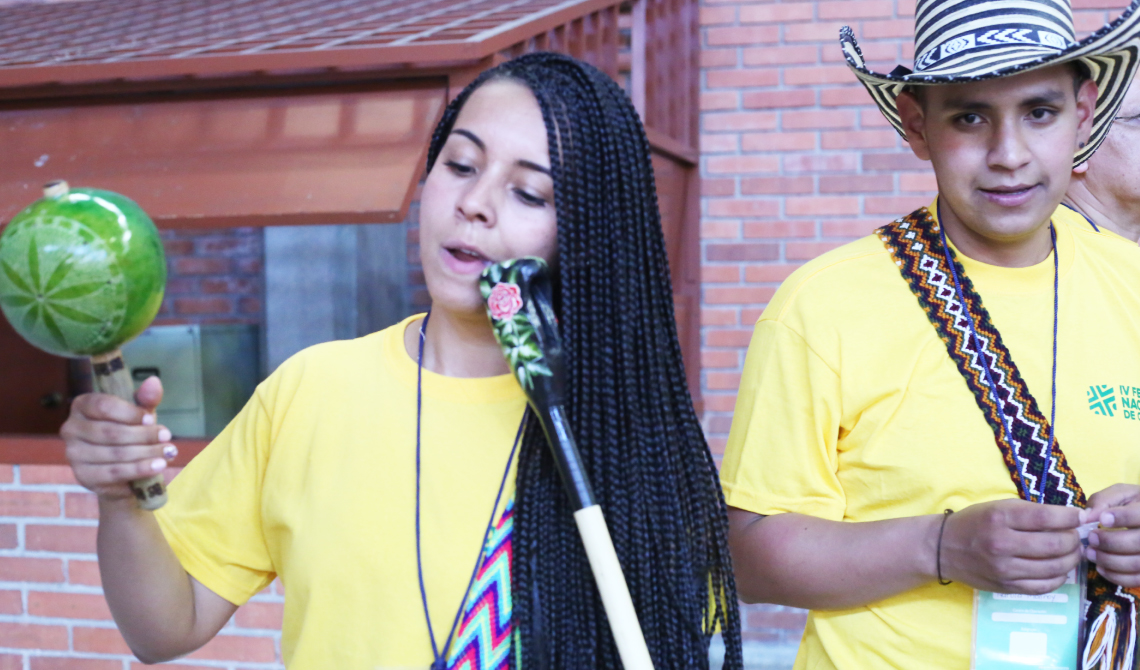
[420,79,558,317]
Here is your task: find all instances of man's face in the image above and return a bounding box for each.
[1081,74,1140,214]
[898,65,1096,245]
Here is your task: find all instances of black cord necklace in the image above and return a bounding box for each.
[414,311,526,670]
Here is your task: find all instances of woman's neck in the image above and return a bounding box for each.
[404,307,511,378]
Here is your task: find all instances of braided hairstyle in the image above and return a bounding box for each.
[425,52,742,670]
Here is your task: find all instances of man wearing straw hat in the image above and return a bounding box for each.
[1064,71,1140,243]
[722,1,1140,668]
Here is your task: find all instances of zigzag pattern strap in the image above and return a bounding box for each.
[446,497,514,670]
[877,207,1082,506]
[877,207,1140,670]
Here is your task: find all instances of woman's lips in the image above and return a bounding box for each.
[980,184,1039,208]
[440,246,491,275]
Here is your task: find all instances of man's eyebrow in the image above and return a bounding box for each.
[518,159,552,176]
[452,128,484,150]
[1020,90,1068,107]
[940,89,1068,112]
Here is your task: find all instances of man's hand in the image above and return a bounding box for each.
[1087,484,1140,588]
[941,498,1083,595]
[60,376,176,502]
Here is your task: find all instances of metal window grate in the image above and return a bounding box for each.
[0,0,583,68]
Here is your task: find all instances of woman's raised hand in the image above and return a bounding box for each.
[60,376,176,502]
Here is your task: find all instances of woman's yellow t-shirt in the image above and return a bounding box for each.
[155,314,527,669]
[721,203,1140,670]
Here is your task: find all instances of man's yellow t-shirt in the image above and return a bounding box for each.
[721,203,1140,670]
[155,314,527,669]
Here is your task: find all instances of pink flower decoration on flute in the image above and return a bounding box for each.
[488,282,524,321]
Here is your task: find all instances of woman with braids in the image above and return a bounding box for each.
[59,52,742,670]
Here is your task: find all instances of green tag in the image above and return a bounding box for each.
[972,568,1084,670]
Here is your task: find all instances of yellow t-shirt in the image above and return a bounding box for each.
[156,314,527,669]
[721,202,1140,670]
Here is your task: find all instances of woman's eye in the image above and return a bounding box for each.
[445,160,475,176]
[515,189,548,207]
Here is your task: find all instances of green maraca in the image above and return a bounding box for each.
[0,180,168,509]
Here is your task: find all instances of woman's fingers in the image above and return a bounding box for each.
[72,455,169,489]
[72,393,152,425]
[66,442,171,466]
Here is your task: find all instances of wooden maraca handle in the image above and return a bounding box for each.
[90,350,168,511]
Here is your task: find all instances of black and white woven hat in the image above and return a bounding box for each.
[841,0,1140,165]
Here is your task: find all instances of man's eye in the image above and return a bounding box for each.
[515,189,547,207]
[445,161,474,176]
[1029,108,1056,121]
[958,113,982,125]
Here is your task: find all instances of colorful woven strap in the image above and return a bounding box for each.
[878,207,1140,670]
[445,497,514,670]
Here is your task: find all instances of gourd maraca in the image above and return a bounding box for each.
[0,180,168,509]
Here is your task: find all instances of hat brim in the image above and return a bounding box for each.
[841,0,1140,166]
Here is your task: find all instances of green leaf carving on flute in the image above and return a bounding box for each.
[481,258,552,390]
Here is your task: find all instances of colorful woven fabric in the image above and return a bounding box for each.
[878,207,1140,670]
[446,497,514,670]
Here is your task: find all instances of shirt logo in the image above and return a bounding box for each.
[1089,385,1118,417]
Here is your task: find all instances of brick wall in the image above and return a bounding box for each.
[697,0,1132,661]
[156,229,265,328]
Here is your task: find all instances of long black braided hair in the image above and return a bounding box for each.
[425,52,743,670]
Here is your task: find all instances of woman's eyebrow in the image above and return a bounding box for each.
[518,159,552,176]
[452,128,484,150]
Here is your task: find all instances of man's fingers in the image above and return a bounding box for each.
[73,458,167,488]
[1098,568,1140,589]
[1006,501,1082,531]
[1003,576,1072,596]
[72,393,150,425]
[1087,485,1140,518]
[66,442,170,466]
[1002,554,1082,582]
[1006,530,1081,559]
[1098,504,1140,531]
[63,419,171,449]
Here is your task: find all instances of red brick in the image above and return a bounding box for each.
[703,394,739,412]
[861,107,896,127]
[700,134,739,153]
[69,559,103,587]
[0,654,19,670]
[741,307,765,324]
[788,241,847,261]
[706,415,735,434]
[744,264,803,283]
[64,492,99,519]
[705,155,779,174]
[819,174,894,193]
[186,634,278,663]
[862,19,914,39]
[704,111,778,132]
[781,109,855,130]
[31,658,122,670]
[822,219,883,237]
[818,0,892,19]
[26,524,97,554]
[823,40,899,65]
[742,89,815,109]
[786,197,859,216]
[741,131,816,152]
[131,664,220,670]
[784,21,847,42]
[701,308,739,326]
[706,372,743,390]
[234,257,263,274]
[744,221,817,238]
[162,239,194,256]
[708,438,728,455]
[174,297,234,315]
[702,265,741,283]
[700,48,738,68]
[29,591,112,620]
[821,85,875,107]
[706,243,779,262]
[0,525,14,550]
[783,66,853,86]
[784,153,859,173]
[0,491,60,517]
[200,277,258,294]
[701,90,738,111]
[701,178,736,197]
[706,68,779,89]
[742,45,818,66]
[865,195,931,215]
[702,350,740,368]
[239,297,263,314]
[699,6,735,25]
[821,130,899,150]
[898,0,917,15]
[707,199,780,218]
[741,176,813,195]
[701,220,740,238]
[0,590,22,615]
[901,172,939,193]
[863,151,928,171]
[162,277,197,294]
[172,257,231,275]
[234,601,285,630]
[707,329,755,348]
[73,627,131,655]
[738,3,814,22]
[0,624,68,650]
[706,287,777,305]
[19,465,78,485]
[198,236,260,256]
[0,465,11,483]
[0,557,64,583]
[706,25,779,46]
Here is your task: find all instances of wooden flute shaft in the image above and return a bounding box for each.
[89,349,168,511]
[573,505,655,670]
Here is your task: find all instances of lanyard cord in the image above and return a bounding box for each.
[1060,202,1101,233]
[414,311,526,669]
[936,207,1059,504]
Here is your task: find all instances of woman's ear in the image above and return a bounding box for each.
[896,90,932,161]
